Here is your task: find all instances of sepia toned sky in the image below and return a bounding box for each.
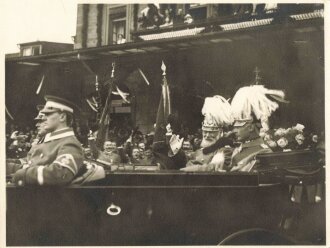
[1,0,77,54]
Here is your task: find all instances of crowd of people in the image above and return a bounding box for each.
[6,117,205,168]
[5,112,206,174]
[5,83,325,198]
[6,124,38,159]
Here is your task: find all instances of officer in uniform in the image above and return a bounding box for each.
[31,105,48,145]
[229,118,272,172]
[6,106,48,175]
[12,95,84,186]
[170,95,235,172]
[229,85,287,172]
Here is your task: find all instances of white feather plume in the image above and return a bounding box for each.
[202,95,234,126]
[231,85,286,120]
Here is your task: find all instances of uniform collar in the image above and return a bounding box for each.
[44,128,75,143]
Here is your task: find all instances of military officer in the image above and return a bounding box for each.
[6,107,48,175]
[12,95,84,186]
[229,119,272,172]
[31,105,48,145]
[229,85,287,172]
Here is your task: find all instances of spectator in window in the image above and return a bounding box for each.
[160,8,173,27]
[117,34,126,44]
[174,8,185,24]
[184,14,194,24]
[232,4,253,16]
[152,14,163,28]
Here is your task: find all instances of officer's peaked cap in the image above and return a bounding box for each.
[41,95,79,114]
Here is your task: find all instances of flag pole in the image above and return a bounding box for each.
[96,62,116,148]
[153,61,171,144]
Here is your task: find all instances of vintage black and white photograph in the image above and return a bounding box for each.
[3,1,326,246]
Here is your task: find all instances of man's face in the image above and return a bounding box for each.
[104,141,116,153]
[138,143,145,151]
[43,111,62,132]
[132,148,140,159]
[200,130,222,148]
[233,122,253,142]
[144,149,152,158]
[182,141,192,150]
[193,137,201,147]
[36,120,48,137]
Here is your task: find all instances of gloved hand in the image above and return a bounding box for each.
[169,134,184,155]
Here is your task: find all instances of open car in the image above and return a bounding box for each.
[6,149,325,246]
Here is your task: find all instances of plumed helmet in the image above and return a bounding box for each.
[231,85,288,130]
[201,95,234,131]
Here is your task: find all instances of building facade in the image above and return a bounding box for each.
[5,3,325,134]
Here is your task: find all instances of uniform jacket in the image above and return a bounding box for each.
[230,137,272,172]
[12,128,83,186]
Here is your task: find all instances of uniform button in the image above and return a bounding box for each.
[18,180,23,186]
[40,153,44,158]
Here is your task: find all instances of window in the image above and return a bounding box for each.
[33,46,40,55]
[108,5,127,45]
[112,18,126,44]
[21,45,41,56]
[188,4,207,21]
[22,47,32,56]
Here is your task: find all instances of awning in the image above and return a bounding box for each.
[5,10,323,65]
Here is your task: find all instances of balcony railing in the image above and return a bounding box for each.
[131,4,323,41]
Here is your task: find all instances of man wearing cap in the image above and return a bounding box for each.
[12,95,84,186]
[169,96,235,172]
[229,119,272,172]
[229,85,286,172]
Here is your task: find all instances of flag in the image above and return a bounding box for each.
[96,76,115,148]
[153,61,171,143]
[36,75,45,95]
[6,106,14,120]
[86,98,98,112]
[112,86,130,103]
[96,83,114,148]
[138,68,150,85]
